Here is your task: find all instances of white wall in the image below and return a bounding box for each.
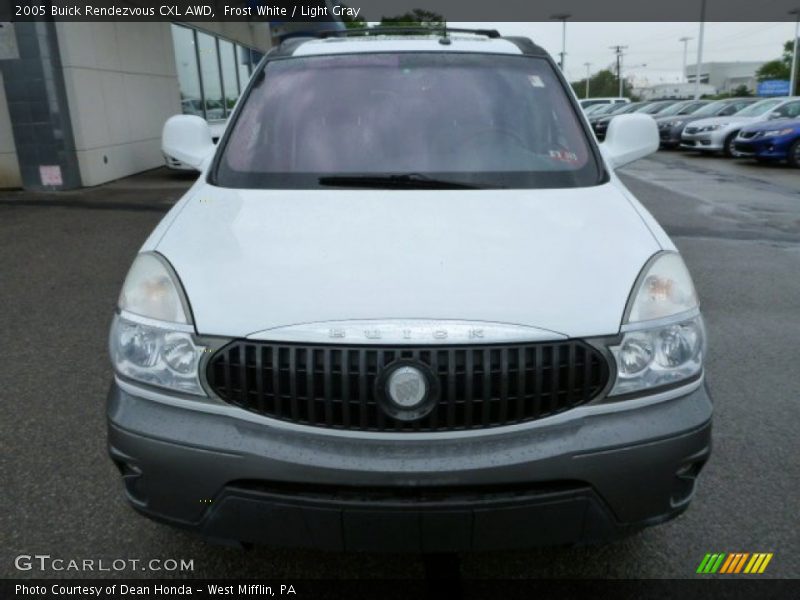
[0,71,22,189]
[55,22,271,187]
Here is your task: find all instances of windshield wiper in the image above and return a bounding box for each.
[318,173,492,189]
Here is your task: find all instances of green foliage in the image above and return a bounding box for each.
[730,84,753,97]
[339,3,367,28]
[756,40,795,82]
[757,59,790,82]
[379,9,445,28]
[570,68,632,99]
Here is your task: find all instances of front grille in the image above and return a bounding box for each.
[206,341,609,432]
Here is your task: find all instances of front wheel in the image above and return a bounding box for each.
[723,132,739,158]
[788,140,800,168]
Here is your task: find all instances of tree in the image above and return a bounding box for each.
[730,84,752,97]
[379,9,445,28]
[338,3,367,29]
[756,40,794,82]
[570,68,633,99]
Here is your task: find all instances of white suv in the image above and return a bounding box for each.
[108,28,712,552]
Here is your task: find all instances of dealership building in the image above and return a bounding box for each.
[685,61,764,95]
[0,20,276,190]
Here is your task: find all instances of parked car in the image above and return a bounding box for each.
[652,100,711,148]
[583,103,613,116]
[593,101,678,140]
[681,97,800,157]
[111,29,711,552]
[734,117,800,167]
[658,98,758,149]
[163,119,227,171]
[590,101,652,139]
[580,97,631,109]
[585,102,628,119]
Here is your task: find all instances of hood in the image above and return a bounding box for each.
[741,118,800,133]
[689,115,759,128]
[156,183,662,339]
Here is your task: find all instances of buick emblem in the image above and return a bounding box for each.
[387,366,428,408]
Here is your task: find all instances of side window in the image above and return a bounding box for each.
[775,101,800,118]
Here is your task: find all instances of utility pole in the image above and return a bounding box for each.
[610,45,628,97]
[790,9,799,96]
[584,62,592,98]
[550,13,571,71]
[679,36,692,83]
[693,0,707,99]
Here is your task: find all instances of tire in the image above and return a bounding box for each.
[788,140,800,168]
[723,132,738,158]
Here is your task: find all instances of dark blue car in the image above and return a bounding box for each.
[734,118,800,167]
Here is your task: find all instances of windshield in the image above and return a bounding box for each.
[692,101,728,117]
[678,101,709,115]
[639,101,676,115]
[591,104,618,116]
[214,53,601,189]
[657,101,692,117]
[736,99,783,117]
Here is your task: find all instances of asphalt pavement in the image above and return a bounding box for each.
[1,153,798,581]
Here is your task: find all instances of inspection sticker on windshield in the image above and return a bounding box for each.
[528,75,545,88]
[549,149,579,163]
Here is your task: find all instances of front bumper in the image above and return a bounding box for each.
[659,126,684,147]
[680,130,726,151]
[733,137,793,160]
[107,379,712,551]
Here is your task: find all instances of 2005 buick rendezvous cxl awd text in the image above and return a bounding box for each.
[108,28,712,551]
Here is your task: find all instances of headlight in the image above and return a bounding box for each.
[110,316,205,394]
[663,120,684,128]
[110,252,206,395]
[118,253,190,323]
[609,252,705,396]
[761,128,794,138]
[699,124,721,132]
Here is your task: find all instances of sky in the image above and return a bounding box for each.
[452,22,797,86]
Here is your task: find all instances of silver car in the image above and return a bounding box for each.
[681,97,800,156]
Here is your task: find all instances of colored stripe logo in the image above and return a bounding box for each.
[696,553,773,574]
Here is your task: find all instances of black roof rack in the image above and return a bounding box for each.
[315,26,502,39]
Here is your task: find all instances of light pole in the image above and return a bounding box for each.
[610,45,628,97]
[790,9,799,97]
[679,36,692,83]
[693,0,707,99]
[584,62,592,98]
[550,13,571,71]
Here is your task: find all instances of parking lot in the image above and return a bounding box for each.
[1,152,798,580]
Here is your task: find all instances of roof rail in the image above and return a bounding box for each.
[315,26,502,39]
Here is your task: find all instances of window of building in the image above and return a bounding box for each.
[170,24,203,118]
[196,31,224,121]
[171,24,261,121]
[219,39,238,115]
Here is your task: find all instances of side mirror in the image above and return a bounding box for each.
[601,114,659,169]
[161,115,216,170]
[767,112,782,120]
